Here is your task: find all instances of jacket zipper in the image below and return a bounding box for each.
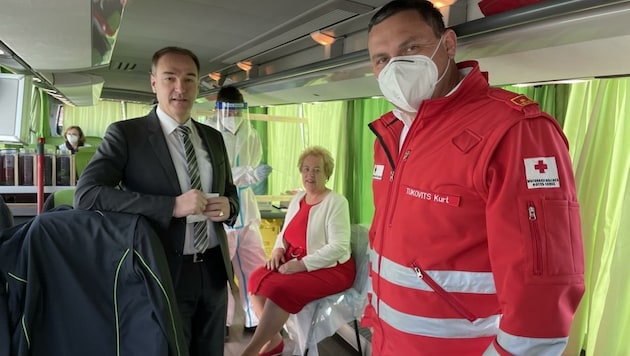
[412,262,477,322]
[528,201,543,275]
[369,123,397,316]
[386,149,411,225]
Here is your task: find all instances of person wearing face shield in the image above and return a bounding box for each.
[364,1,584,355]
[205,86,271,331]
[58,126,89,154]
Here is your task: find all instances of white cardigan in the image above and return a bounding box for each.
[273,190,351,271]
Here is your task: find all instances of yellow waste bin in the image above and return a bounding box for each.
[259,218,283,258]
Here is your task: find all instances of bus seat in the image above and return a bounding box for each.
[24,143,57,153]
[0,195,14,229]
[42,188,76,212]
[285,224,370,356]
[84,136,103,147]
[74,149,96,177]
[44,136,66,148]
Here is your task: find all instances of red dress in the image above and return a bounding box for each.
[248,198,355,313]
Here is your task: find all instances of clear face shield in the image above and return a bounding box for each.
[215,101,249,134]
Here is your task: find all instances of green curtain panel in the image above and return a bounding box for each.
[250,106,269,195]
[265,102,347,197]
[302,101,347,194]
[35,88,47,142]
[346,98,392,225]
[562,79,630,356]
[266,105,304,195]
[250,106,269,164]
[61,100,152,137]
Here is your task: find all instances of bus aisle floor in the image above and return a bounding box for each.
[224,328,363,356]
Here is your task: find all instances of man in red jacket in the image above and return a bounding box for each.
[363,1,585,355]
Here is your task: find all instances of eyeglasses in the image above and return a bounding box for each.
[300,166,322,175]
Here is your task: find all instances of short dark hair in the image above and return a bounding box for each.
[217,86,244,103]
[368,0,445,38]
[151,46,200,74]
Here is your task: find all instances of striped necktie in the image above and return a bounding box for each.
[177,125,208,252]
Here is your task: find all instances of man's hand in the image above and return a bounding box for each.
[173,189,207,217]
[204,195,230,222]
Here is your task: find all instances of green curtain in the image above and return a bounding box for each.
[61,100,152,137]
[266,105,303,195]
[250,106,269,194]
[36,88,50,144]
[37,89,48,140]
[303,101,347,194]
[250,106,269,164]
[346,97,393,224]
[562,79,630,356]
[265,102,346,197]
[123,101,154,120]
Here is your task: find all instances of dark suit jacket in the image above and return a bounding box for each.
[74,107,239,288]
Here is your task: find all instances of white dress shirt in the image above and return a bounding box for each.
[156,106,218,254]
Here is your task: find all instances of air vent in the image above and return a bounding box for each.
[111,61,138,71]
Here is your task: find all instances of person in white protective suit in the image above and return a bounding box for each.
[205,86,272,330]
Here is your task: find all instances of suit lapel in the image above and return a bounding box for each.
[147,109,181,193]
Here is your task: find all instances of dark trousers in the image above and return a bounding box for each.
[176,246,228,356]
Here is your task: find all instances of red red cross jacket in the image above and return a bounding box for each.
[363,61,585,356]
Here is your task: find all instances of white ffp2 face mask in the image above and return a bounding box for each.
[377,36,447,113]
[66,134,79,144]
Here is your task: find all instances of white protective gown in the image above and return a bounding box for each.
[205,116,267,327]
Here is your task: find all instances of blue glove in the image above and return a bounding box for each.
[254,164,272,181]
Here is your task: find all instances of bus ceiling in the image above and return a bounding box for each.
[1,0,630,107]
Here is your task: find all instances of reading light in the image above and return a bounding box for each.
[310,31,336,46]
[430,0,456,8]
[236,61,252,72]
[208,72,221,81]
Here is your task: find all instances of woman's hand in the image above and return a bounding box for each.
[266,248,286,270]
[278,259,307,274]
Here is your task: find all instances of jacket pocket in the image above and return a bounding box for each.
[523,199,584,277]
[542,199,584,276]
[411,261,478,322]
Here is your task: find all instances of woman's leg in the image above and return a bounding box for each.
[240,296,289,356]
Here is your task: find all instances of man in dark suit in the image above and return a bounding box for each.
[75,46,239,356]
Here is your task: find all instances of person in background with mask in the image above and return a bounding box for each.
[205,86,272,332]
[59,126,89,154]
[364,1,585,355]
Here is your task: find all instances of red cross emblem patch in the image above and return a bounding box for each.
[524,157,560,189]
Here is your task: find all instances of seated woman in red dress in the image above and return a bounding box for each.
[241,146,355,356]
